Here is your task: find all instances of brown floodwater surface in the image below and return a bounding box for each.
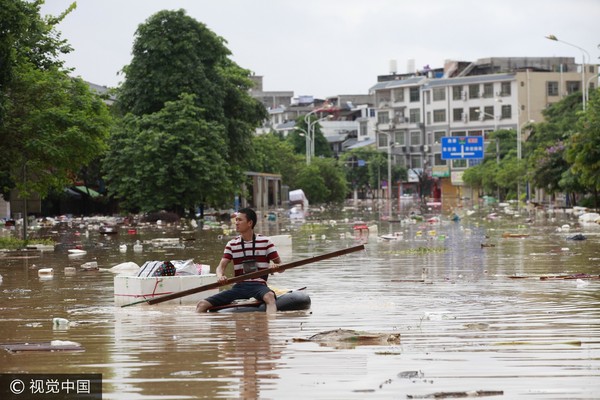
[1,215,599,399]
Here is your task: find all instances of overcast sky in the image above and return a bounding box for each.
[40,0,599,99]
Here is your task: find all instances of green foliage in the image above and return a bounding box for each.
[111,9,266,211]
[115,9,266,166]
[391,246,447,255]
[526,93,582,196]
[0,236,54,250]
[248,132,303,187]
[295,158,348,204]
[340,147,407,195]
[103,94,232,213]
[566,88,600,202]
[1,0,93,197]
[0,0,111,199]
[117,9,230,119]
[288,116,333,158]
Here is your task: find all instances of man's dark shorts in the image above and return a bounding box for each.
[204,281,275,307]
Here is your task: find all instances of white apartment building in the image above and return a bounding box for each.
[370,57,597,206]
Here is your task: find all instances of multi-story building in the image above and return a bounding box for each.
[370,57,597,208]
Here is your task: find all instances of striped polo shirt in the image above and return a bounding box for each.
[223,233,279,282]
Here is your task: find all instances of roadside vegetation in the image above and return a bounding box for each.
[1,0,598,223]
[0,236,54,251]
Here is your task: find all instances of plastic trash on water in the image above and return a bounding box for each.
[38,268,54,278]
[81,261,98,270]
[53,317,70,329]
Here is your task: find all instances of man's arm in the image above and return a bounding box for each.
[215,258,230,281]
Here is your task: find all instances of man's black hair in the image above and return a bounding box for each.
[238,207,257,229]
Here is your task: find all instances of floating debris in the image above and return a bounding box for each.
[407,390,503,399]
[293,329,400,347]
[2,340,84,353]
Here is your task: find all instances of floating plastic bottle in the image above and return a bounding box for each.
[53,317,69,327]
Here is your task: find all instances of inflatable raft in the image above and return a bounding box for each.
[209,288,311,313]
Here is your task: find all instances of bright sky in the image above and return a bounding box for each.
[40,0,599,99]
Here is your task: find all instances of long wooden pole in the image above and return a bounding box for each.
[121,244,365,307]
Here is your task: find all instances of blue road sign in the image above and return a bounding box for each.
[441,136,484,160]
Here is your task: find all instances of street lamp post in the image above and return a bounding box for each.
[303,109,331,164]
[378,131,394,219]
[309,115,331,161]
[295,127,311,165]
[546,35,591,111]
[476,108,501,200]
[303,110,319,164]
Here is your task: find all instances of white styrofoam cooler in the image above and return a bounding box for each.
[114,274,218,306]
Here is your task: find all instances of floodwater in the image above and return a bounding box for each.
[1,210,599,399]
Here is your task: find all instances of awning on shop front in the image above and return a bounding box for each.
[73,186,101,198]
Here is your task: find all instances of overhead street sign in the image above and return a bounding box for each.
[441,136,484,160]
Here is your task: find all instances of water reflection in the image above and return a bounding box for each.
[1,213,599,399]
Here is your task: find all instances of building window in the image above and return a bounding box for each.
[434,131,446,143]
[410,131,421,145]
[394,131,406,146]
[500,82,511,96]
[452,86,463,100]
[377,90,391,106]
[409,87,420,102]
[393,88,404,103]
[433,109,446,123]
[482,83,493,98]
[547,81,559,96]
[482,106,494,120]
[566,81,581,94]
[469,107,480,121]
[432,87,445,101]
[434,153,446,166]
[378,133,389,148]
[359,121,367,137]
[452,159,467,168]
[410,155,422,169]
[469,84,479,99]
[377,111,390,124]
[452,108,463,122]
[426,111,431,125]
[409,108,420,124]
[501,104,512,119]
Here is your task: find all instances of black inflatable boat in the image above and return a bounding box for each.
[209,288,311,313]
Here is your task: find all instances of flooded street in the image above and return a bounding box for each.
[1,210,600,399]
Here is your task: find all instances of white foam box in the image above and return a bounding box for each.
[114,274,218,306]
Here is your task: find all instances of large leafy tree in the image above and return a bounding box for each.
[0,0,111,200]
[295,158,348,204]
[115,9,265,170]
[565,88,600,206]
[526,93,582,199]
[103,94,231,214]
[248,132,303,188]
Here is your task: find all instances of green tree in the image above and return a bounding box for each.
[0,1,111,201]
[295,158,348,204]
[565,88,600,206]
[248,132,303,188]
[526,93,582,199]
[103,94,231,214]
[115,9,266,170]
[288,116,333,158]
